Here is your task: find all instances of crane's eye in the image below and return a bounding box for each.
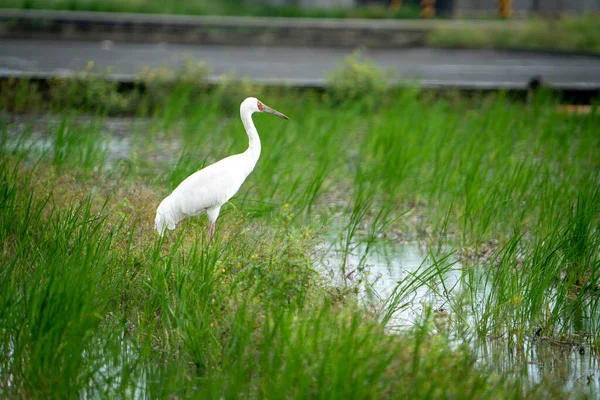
[257,100,264,111]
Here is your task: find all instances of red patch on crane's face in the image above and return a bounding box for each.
[257,100,264,111]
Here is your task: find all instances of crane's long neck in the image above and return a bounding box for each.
[241,110,261,166]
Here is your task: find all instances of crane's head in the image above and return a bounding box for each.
[241,97,290,120]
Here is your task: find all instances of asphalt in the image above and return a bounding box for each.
[1,39,599,90]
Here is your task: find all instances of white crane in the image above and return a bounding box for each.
[155,97,289,239]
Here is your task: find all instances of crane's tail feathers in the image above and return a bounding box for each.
[155,211,177,236]
[155,198,179,236]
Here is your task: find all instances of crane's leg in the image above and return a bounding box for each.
[206,206,221,242]
[209,221,215,240]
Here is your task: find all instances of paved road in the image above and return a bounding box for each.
[1,39,599,89]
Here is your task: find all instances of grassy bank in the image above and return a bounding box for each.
[428,14,600,54]
[1,2,599,53]
[0,0,420,19]
[1,63,599,397]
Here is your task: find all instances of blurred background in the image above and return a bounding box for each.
[0,0,599,93]
[3,0,600,16]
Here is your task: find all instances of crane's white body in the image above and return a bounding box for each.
[154,151,258,236]
[155,97,287,237]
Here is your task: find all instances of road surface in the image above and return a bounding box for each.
[1,39,599,89]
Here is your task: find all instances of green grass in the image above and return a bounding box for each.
[0,63,599,397]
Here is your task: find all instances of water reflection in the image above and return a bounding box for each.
[479,338,600,395]
[318,239,461,328]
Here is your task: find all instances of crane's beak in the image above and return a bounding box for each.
[262,104,290,120]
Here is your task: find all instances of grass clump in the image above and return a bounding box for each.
[326,50,392,110]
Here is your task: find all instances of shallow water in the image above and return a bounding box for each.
[85,338,145,400]
[480,338,599,395]
[318,239,461,328]
[319,237,600,395]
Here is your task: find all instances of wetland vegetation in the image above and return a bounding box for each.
[0,58,599,398]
